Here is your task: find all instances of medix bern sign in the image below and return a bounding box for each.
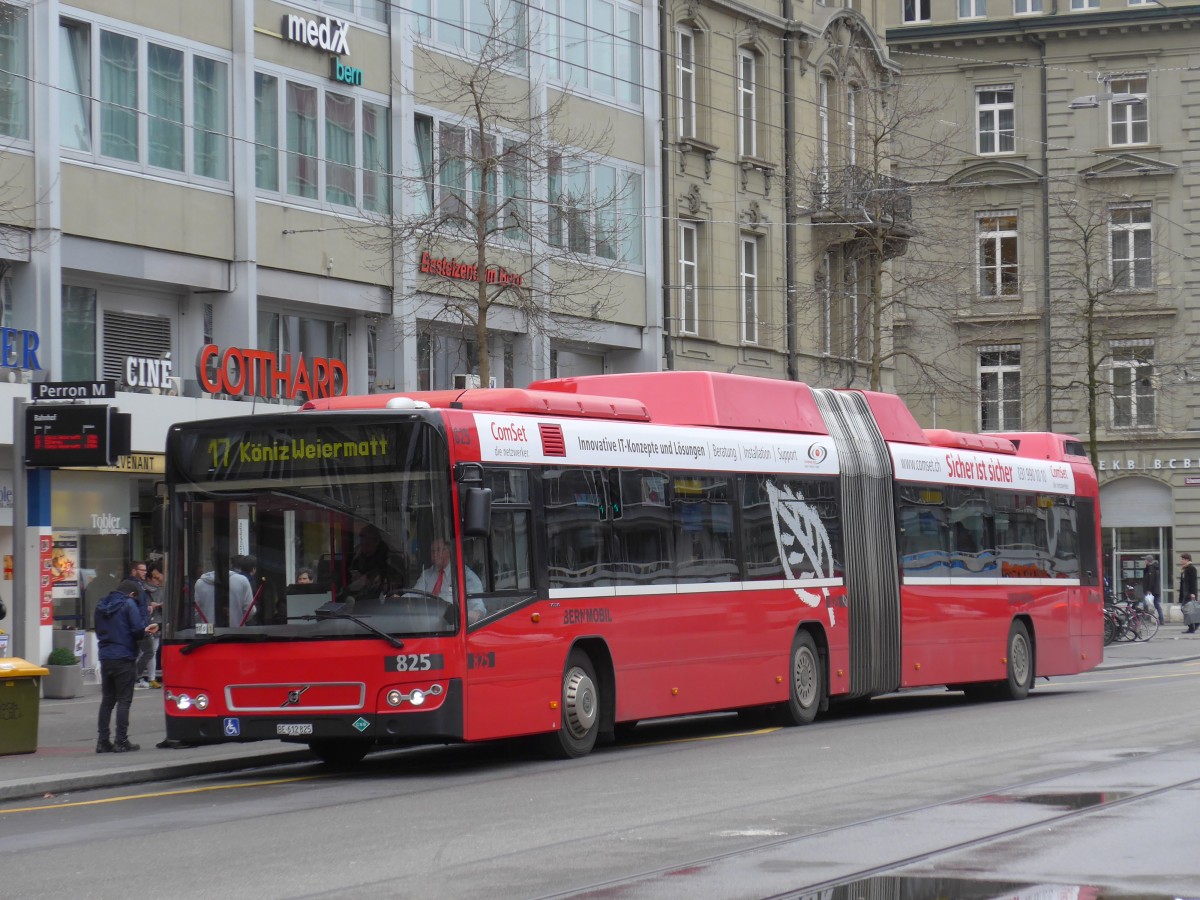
[283,14,350,55]
[197,345,348,401]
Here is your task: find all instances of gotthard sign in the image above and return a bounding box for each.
[197,345,347,401]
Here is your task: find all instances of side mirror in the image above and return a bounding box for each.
[462,487,492,537]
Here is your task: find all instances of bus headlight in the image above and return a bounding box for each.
[172,693,209,712]
[385,683,444,707]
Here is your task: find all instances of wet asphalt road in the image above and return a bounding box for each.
[3,658,1200,899]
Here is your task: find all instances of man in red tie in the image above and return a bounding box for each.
[412,537,485,623]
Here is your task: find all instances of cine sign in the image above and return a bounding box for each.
[25,405,131,468]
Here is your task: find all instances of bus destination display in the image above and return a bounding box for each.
[172,422,414,481]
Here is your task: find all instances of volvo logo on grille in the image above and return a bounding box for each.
[281,686,310,708]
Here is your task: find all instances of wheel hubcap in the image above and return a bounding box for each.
[564,668,597,739]
[1011,634,1031,685]
[793,647,818,708]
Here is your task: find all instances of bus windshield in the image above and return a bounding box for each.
[165,416,456,641]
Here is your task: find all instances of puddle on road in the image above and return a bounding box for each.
[968,791,1133,811]
[787,875,1190,899]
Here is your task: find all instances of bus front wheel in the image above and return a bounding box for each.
[541,650,600,759]
[777,631,822,726]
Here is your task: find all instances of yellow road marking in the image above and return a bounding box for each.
[0,774,326,816]
[635,727,780,747]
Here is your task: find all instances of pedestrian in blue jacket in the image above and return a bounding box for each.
[95,579,157,753]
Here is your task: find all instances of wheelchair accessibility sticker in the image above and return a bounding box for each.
[223,718,240,737]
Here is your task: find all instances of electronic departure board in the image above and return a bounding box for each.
[25,405,131,467]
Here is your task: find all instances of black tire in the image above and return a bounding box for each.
[996,620,1034,701]
[776,631,822,726]
[540,650,600,759]
[308,739,371,767]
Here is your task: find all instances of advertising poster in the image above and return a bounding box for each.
[50,532,81,600]
[39,533,54,625]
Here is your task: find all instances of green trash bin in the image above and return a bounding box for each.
[0,657,50,755]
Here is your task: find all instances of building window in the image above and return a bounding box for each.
[959,0,987,18]
[429,117,526,239]
[818,74,831,172]
[99,30,138,162]
[679,222,699,335]
[740,235,758,344]
[976,85,1014,155]
[738,49,757,157]
[1111,343,1155,429]
[59,19,230,182]
[0,4,30,140]
[543,0,640,107]
[1110,203,1152,291]
[1070,0,1099,7]
[193,56,228,180]
[254,74,278,190]
[820,251,834,354]
[902,0,931,23]
[676,26,696,139]
[60,20,91,151]
[979,346,1022,431]
[1109,75,1148,146]
[256,72,390,212]
[846,85,858,166]
[1013,0,1043,13]
[549,155,643,265]
[309,0,387,22]
[61,286,97,381]
[414,0,525,66]
[977,210,1019,297]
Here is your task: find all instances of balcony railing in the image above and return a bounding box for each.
[807,165,913,227]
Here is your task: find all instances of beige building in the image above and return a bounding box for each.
[662,0,904,387]
[886,0,1200,598]
[0,0,659,658]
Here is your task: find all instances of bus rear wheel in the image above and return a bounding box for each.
[541,650,600,759]
[308,739,371,767]
[997,620,1034,701]
[777,631,822,726]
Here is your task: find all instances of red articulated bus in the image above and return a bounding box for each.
[160,372,1103,764]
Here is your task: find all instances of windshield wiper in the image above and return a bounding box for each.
[180,632,269,656]
[290,605,405,649]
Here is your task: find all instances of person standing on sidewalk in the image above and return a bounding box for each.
[1142,555,1162,625]
[141,560,165,688]
[95,579,158,753]
[1180,553,1199,634]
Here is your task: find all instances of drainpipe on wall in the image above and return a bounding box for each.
[783,0,798,382]
[659,0,675,371]
[1028,32,1054,430]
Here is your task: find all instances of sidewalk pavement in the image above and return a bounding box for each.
[4,612,1200,805]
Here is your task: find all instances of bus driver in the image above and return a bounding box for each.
[411,537,485,623]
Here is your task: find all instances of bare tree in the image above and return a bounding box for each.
[353,6,642,387]
[796,67,988,399]
[1047,190,1186,468]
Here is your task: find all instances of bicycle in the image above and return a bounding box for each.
[1105,597,1158,643]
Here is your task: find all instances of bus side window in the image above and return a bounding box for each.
[475,467,534,617]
